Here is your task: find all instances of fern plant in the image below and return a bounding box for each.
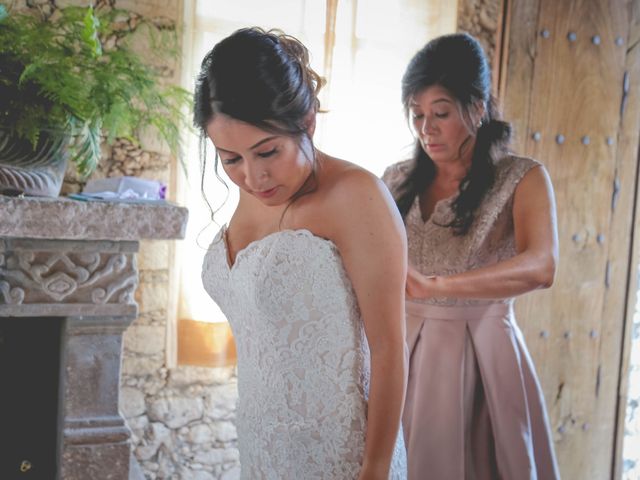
[0,4,192,177]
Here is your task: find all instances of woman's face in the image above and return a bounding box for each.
[409,85,477,165]
[206,114,313,207]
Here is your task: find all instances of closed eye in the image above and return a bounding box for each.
[221,155,241,165]
[258,147,278,158]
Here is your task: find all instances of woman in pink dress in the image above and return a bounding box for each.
[382,33,561,480]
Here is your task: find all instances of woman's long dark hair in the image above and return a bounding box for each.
[193,27,325,221]
[395,33,512,235]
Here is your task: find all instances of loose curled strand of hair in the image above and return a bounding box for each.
[275,31,326,112]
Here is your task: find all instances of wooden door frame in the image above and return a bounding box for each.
[612,3,640,476]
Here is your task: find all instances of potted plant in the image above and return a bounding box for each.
[0,4,191,196]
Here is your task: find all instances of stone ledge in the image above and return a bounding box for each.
[0,304,138,318]
[0,196,188,241]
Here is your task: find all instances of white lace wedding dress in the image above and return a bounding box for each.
[202,227,407,479]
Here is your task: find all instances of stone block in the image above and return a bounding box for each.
[138,240,171,270]
[204,383,238,419]
[169,365,235,387]
[55,0,93,7]
[124,325,166,355]
[137,281,170,313]
[122,354,165,376]
[115,0,182,23]
[178,467,216,480]
[223,448,240,463]
[148,396,204,429]
[210,421,237,443]
[221,465,241,480]
[188,423,213,444]
[120,387,147,418]
[126,415,150,443]
[136,309,168,325]
[193,449,225,466]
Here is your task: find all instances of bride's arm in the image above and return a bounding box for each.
[328,168,408,479]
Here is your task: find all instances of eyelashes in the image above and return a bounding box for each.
[258,147,278,158]
[411,112,449,120]
[221,156,241,165]
[221,147,279,165]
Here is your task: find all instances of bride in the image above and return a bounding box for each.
[195,27,408,479]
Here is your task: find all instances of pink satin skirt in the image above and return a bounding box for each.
[403,301,560,480]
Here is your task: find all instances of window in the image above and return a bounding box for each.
[172,0,457,367]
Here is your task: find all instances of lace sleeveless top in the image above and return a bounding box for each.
[202,228,407,479]
[382,154,540,307]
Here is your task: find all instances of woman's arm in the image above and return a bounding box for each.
[406,165,559,300]
[328,168,408,479]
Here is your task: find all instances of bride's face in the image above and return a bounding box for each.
[207,114,314,207]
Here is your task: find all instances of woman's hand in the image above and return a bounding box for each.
[403,165,559,300]
[406,265,436,299]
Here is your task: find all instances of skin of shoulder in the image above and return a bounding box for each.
[512,163,558,274]
[319,157,406,251]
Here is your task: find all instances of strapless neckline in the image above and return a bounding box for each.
[219,225,338,270]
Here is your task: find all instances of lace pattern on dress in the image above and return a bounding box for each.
[202,228,407,479]
[382,155,541,307]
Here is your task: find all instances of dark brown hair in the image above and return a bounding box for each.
[193,27,325,219]
[395,33,511,235]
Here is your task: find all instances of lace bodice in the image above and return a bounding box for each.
[382,155,540,306]
[202,228,407,479]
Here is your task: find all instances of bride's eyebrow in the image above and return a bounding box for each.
[215,136,280,154]
[249,136,279,150]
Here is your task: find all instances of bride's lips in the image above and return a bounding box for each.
[254,186,279,199]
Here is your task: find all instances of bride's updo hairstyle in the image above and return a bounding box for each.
[193,27,325,213]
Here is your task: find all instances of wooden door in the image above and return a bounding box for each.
[501,0,640,478]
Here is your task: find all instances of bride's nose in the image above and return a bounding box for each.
[244,162,268,189]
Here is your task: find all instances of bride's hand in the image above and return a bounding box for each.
[357,463,389,480]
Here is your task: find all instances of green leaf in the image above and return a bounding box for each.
[68,118,101,177]
[81,6,102,57]
[0,4,192,176]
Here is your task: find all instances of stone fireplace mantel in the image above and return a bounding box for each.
[0,196,188,480]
